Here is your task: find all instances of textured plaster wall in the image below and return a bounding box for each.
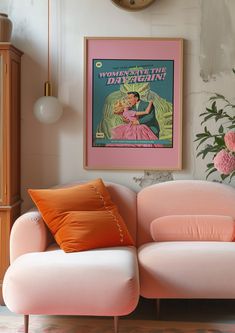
[0,0,235,210]
[200,0,235,81]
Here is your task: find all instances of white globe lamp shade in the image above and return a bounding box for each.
[33,95,63,124]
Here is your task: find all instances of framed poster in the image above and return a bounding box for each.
[84,37,183,170]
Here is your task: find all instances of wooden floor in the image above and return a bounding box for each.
[2,298,235,323]
[128,298,235,323]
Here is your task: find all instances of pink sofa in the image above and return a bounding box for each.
[3,180,235,332]
[137,180,235,299]
[3,182,139,333]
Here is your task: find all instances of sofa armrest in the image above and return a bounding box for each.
[10,210,53,263]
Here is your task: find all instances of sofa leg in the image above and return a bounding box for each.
[24,315,29,333]
[114,316,119,333]
[156,299,160,319]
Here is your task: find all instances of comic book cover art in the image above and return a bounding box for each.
[92,59,174,148]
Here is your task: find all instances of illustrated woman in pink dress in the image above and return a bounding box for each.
[109,100,162,147]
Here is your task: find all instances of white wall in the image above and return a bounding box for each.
[1,0,235,210]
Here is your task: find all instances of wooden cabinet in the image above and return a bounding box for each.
[0,44,22,303]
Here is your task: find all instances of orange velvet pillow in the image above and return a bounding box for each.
[28,178,134,252]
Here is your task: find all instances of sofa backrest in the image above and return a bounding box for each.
[105,182,137,244]
[137,180,235,246]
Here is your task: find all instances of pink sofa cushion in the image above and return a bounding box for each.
[3,245,139,316]
[150,215,235,242]
[138,241,235,298]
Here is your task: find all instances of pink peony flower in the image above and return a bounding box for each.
[213,149,235,175]
[224,131,235,152]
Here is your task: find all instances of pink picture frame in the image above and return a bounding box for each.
[84,37,183,170]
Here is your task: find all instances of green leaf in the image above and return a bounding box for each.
[204,126,211,135]
[206,168,217,179]
[221,173,230,180]
[196,151,204,158]
[196,137,211,149]
[215,93,225,99]
[223,103,233,109]
[214,136,225,147]
[199,112,209,116]
[215,115,223,122]
[195,132,208,138]
[200,114,215,125]
[232,68,235,74]
[196,143,221,159]
[209,96,218,101]
[209,94,226,101]
[229,171,235,181]
[206,163,215,172]
[194,133,208,141]
[209,144,222,152]
[205,107,215,113]
[218,124,224,133]
[211,101,217,112]
[201,147,213,159]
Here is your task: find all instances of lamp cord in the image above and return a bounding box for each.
[47,0,51,83]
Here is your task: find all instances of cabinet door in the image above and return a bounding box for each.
[8,50,21,205]
[0,52,6,205]
[0,48,21,206]
[0,45,22,303]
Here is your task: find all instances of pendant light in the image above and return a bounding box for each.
[33,0,63,124]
